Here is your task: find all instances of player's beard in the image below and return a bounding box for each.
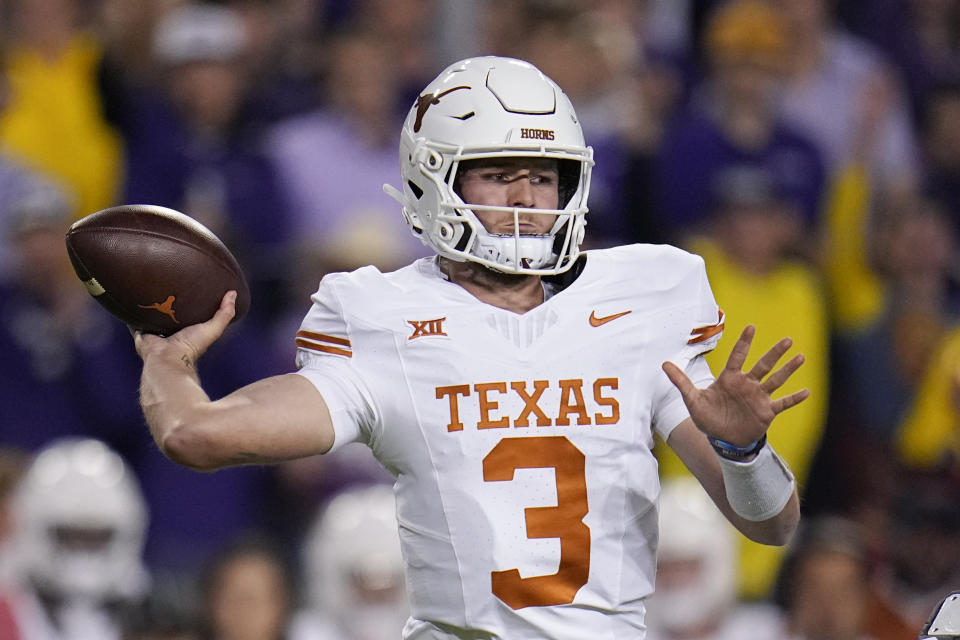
[438,255,543,289]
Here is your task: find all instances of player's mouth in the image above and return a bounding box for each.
[498,221,550,235]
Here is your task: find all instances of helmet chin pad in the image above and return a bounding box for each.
[476,234,556,271]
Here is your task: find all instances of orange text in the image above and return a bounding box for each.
[436,378,620,432]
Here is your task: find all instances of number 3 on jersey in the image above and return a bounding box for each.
[482,436,590,609]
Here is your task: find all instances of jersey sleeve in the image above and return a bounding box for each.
[678,255,725,361]
[652,252,724,440]
[293,274,379,452]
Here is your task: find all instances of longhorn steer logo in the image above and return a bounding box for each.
[139,295,179,324]
[413,86,470,132]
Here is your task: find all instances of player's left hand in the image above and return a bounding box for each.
[662,325,809,446]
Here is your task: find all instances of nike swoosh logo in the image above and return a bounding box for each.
[589,310,632,327]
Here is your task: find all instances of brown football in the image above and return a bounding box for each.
[65,204,250,336]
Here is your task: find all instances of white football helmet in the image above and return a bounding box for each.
[384,56,594,275]
[11,438,149,602]
[646,478,738,634]
[303,484,407,640]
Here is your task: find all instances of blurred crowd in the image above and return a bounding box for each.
[0,0,958,638]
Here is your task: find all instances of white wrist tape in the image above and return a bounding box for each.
[717,443,795,521]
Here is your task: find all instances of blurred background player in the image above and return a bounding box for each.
[646,477,785,640]
[301,484,408,640]
[0,448,28,590]
[0,438,150,640]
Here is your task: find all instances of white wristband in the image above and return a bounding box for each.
[717,443,795,521]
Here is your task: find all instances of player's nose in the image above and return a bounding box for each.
[507,176,536,208]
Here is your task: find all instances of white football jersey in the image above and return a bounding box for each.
[295,244,723,640]
[0,585,124,640]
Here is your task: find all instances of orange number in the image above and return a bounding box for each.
[482,436,590,609]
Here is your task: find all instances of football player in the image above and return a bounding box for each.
[1,438,150,640]
[646,477,786,639]
[134,56,807,639]
[302,484,408,640]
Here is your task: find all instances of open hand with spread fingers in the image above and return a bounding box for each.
[662,325,810,447]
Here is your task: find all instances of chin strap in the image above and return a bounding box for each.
[382,183,405,205]
[384,183,423,236]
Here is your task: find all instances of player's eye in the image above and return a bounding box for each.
[471,170,508,182]
[530,171,558,186]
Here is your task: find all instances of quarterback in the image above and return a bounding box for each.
[135,57,807,639]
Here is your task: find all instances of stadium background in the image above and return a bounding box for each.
[0,0,958,638]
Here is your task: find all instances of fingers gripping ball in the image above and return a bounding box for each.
[65,205,250,336]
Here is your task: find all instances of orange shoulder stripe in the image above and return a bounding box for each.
[688,309,725,345]
[296,330,351,347]
[295,338,352,358]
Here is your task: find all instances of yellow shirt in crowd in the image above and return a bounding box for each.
[0,33,122,218]
[821,164,885,332]
[897,326,960,467]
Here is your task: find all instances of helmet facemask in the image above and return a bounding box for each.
[451,152,590,273]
